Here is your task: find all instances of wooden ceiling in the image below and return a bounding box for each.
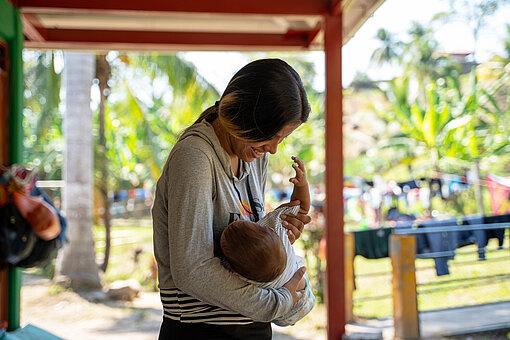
[14,0,385,51]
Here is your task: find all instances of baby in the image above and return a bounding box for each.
[220,156,315,326]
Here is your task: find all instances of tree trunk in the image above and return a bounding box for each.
[55,52,102,291]
[426,147,441,218]
[96,54,111,273]
[472,161,486,217]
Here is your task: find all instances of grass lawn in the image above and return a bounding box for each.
[93,223,157,290]
[353,233,510,319]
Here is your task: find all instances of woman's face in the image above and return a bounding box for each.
[231,122,301,162]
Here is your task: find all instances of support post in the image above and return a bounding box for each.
[0,37,8,331]
[344,232,355,323]
[3,4,25,331]
[324,13,344,340]
[390,234,419,339]
[0,270,7,327]
[7,268,21,330]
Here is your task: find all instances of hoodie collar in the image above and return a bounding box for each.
[179,121,251,181]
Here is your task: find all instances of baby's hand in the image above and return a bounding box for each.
[289,156,307,187]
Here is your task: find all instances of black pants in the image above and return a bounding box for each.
[158,317,272,340]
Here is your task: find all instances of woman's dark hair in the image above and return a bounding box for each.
[195,58,310,142]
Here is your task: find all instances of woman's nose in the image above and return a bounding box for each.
[264,140,279,154]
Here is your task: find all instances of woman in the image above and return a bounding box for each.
[152,58,312,339]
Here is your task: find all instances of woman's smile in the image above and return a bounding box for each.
[251,147,265,158]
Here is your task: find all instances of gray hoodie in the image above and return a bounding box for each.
[152,120,293,324]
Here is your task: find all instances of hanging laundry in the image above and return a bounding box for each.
[459,216,488,260]
[486,174,510,215]
[353,227,393,259]
[397,218,459,276]
[480,214,509,249]
[417,219,459,276]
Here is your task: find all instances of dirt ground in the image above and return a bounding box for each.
[19,273,509,340]
[19,273,324,340]
[20,274,162,340]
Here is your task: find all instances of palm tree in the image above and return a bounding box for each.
[372,72,471,214]
[375,62,510,216]
[504,24,510,62]
[24,51,220,285]
[370,28,402,67]
[371,22,461,106]
[100,53,219,189]
[448,67,510,215]
[433,0,504,61]
[375,76,454,172]
[55,52,101,290]
[22,51,63,181]
[95,54,112,272]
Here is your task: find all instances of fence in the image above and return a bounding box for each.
[36,180,153,218]
[344,219,510,339]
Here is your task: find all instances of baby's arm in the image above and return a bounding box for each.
[289,156,311,214]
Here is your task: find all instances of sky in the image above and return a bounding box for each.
[180,0,510,91]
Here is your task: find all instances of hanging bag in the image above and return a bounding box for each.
[0,198,38,267]
[0,165,66,268]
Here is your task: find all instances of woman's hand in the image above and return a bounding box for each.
[277,200,312,244]
[283,267,306,307]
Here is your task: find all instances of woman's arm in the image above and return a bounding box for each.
[162,145,292,322]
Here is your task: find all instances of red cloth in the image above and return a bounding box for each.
[486,175,510,215]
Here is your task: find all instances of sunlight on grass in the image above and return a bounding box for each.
[93,224,157,290]
[353,235,510,319]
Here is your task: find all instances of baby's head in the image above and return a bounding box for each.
[220,220,287,283]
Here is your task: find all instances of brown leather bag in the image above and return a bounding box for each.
[12,191,60,241]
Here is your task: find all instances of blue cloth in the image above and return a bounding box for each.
[402,214,509,276]
[272,274,315,326]
[415,219,459,276]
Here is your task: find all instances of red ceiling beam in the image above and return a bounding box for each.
[331,0,342,16]
[21,13,46,41]
[285,22,323,48]
[15,0,331,16]
[307,22,323,46]
[24,28,311,50]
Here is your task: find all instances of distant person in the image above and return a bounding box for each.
[152,59,312,339]
[220,157,315,326]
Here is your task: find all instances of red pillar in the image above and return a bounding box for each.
[324,14,344,340]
